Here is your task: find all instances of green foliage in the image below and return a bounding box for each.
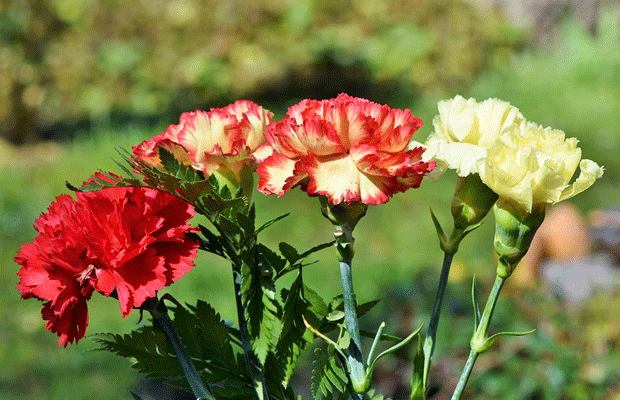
[311,344,349,400]
[241,255,280,366]
[94,300,256,399]
[269,275,328,386]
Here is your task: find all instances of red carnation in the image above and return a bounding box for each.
[15,185,198,347]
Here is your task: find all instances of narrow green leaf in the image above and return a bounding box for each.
[409,335,425,400]
[471,274,481,329]
[368,320,425,373]
[256,213,290,235]
[298,241,335,260]
[112,152,136,178]
[429,207,447,247]
[481,329,537,352]
[359,330,401,342]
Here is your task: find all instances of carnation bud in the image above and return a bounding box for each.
[451,174,498,230]
[493,199,545,278]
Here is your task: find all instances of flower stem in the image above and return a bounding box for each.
[232,267,270,400]
[153,311,214,400]
[450,349,478,400]
[340,257,365,395]
[422,252,454,393]
[451,275,506,400]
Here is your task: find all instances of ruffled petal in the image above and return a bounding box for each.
[558,159,605,203]
[257,153,304,196]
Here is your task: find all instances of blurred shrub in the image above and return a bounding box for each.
[0,0,522,143]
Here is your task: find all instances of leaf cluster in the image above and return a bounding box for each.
[95,301,255,399]
[79,148,375,399]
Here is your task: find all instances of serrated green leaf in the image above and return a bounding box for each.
[217,215,242,245]
[311,348,331,400]
[179,180,210,202]
[337,330,351,350]
[94,328,185,378]
[195,225,228,259]
[303,284,328,319]
[257,244,287,275]
[357,299,380,318]
[329,295,344,311]
[236,211,255,237]
[269,276,329,388]
[176,301,233,360]
[279,242,300,264]
[311,345,348,400]
[241,257,280,367]
[97,301,253,399]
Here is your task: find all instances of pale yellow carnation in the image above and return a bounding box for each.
[477,122,604,213]
[423,95,524,176]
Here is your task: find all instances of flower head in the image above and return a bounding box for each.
[477,122,604,213]
[133,100,273,192]
[257,93,435,205]
[424,95,524,176]
[15,186,198,346]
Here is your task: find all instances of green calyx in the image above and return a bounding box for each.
[320,197,368,232]
[493,199,545,278]
[320,197,368,261]
[210,163,255,203]
[451,174,498,230]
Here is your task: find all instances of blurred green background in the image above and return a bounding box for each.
[1,0,620,398]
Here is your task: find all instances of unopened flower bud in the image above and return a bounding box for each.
[451,174,498,230]
[493,199,545,278]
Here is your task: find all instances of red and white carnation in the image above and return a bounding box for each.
[257,93,435,205]
[133,100,273,181]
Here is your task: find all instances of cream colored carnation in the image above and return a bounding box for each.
[423,95,524,176]
[477,122,604,213]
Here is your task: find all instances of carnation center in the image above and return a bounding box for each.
[76,264,97,285]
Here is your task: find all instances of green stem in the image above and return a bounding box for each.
[423,252,454,393]
[451,275,506,400]
[450,349,478,400]
[471,275,505,351]
[153,312,214,400]
[232,267,270,400]
[340,257,366,398]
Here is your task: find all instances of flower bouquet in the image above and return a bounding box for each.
[15,94,603,399]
